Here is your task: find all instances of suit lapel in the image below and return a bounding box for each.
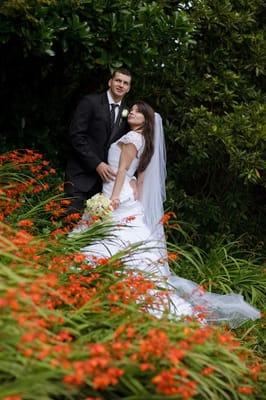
[101,93,111,135]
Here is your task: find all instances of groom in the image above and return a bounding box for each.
[64,68,132,214]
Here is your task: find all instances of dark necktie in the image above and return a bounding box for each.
[110,103,119,130]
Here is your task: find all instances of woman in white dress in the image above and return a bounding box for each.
[80,101,260,328]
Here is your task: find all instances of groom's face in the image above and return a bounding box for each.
[108,72,131,101]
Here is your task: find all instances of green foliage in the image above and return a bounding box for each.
[163,0,266,250]
[169,240,266,308]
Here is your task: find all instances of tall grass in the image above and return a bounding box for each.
[0,149,265,399]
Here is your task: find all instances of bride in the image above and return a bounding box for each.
[77,101,260,328]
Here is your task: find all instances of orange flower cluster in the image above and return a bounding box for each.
[18,325,73,362]
[13,229,46,262]
[237,386,253,395]
[17,219,34,228]
[107,272,164,312]
[0,150,262,398]
[152,368,197,398]
[0,148,43,166]
[160,211,176,225]
[0,149,56,220]
[63,343,126,388]
[61,327,182,394]
[64,357,124,389]
[0,226,104,367]
[44,199,70,219]
[249,363,263,381]
[3,274,102,369]
[167,251,181,262]
[116,325,194,395]
[0,224,46,267]
[61,326,195,397]
[160,211,183,231]
[0,149,85,235]
[50,273,100,308]
[61,319,263,397]
[2,221,237,400]
[1,227,260,398]
[201,366,215,376]
[216,331,240,349]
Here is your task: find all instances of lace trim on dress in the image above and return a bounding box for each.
[117,131,144,157]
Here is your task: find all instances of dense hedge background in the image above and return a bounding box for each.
[0,0,265,253]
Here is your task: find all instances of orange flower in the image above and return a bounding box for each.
[73,253,86,263]
[22,348,33,357]
[18,219,34,227]
[167,347,185,364]
[51,227,69,237]
[92,367,124,390]
[167,252,179,261]
[37,347,51,360]
[56,330,73,342]
[237,386,253,395]
[63,372,85,385]
[152,369,178,396]
[139,329,170,360]
[160,211,176,225]
[91,215,100,221]
[217,332,239,348]
[64,213,81,223]
[107,293,119,302]
[3,396,22,400]
[0,298,8,308]
[140,363,155,371]
[249,363,262,380]
[89,343,109,357]
[188,326,213,345]
[126,326,136,338]
[61,199,71,206]
[114,324,127,338]
[86,397,102,400]
[201,366,215,376]
[176,368,189,378]
[97,257,109,265]
[90,255,109,266]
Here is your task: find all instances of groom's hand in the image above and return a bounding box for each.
[130,177,138,200]
[96,162,116,182]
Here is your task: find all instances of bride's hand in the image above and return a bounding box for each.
[111,198,120,210]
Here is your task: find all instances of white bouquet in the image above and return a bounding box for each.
[85,193,112,218]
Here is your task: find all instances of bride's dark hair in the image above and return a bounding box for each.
[134,101,155,173]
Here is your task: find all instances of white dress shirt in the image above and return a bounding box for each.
[107,90,121,123]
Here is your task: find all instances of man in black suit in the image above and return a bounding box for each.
[64,68,132,213]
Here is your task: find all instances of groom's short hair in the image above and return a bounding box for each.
[111,68,132,80]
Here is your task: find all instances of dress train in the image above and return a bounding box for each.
[79,199,260,328]
[74,130,260,328]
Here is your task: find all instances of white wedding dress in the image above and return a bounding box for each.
[79,130,260,328]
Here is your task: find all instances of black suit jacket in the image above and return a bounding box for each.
[65,92,129,192]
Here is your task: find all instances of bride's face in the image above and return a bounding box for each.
[127,105,145,131]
